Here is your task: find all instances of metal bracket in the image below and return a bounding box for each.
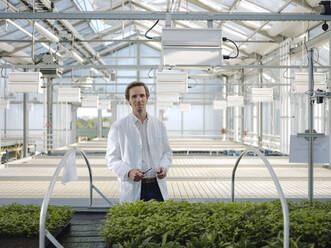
[165,13,172,28]
[297,130,325,141]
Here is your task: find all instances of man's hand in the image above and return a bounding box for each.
[156,167,166,179]
[128,169,145,182]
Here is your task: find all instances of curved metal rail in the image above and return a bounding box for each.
[231,148,289,248]
[39,149,111,248]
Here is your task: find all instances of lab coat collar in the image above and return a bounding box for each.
[129,112,149,124]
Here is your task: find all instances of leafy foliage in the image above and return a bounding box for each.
[100,200,331,248]
[0,203,75,238]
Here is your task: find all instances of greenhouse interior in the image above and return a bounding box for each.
[0,0,330,247]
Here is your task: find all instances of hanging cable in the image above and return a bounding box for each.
[222,37,239,59]
[148,68,154,78]
[145,20,159,39]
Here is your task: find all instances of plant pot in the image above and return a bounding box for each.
[0,218,72,248]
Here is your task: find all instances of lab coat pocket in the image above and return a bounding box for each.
[121,180,134,195]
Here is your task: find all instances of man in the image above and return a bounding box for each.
[105,81,172,203]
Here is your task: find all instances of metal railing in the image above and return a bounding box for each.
[231,148,289,248]
[39,148,111,248]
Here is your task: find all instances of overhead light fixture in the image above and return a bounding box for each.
[157,102,173,111]
[162,28,222,66]
[263,73,276,83]
[110,71,116,81]
[82,95,99,108]
[28,103,34,111]
[8,72,43,94]
[222,26,247,40]
[157,93,179,103]
[179,103,191,112]
[0,42,15,53]
[7,19,60,57]
[0,99,10,109]
[90,68,99,75]
[71,51,84,63]
[240,0,267,13]
[34,22,59,43]
[75,77,93,89]
[156,72,188,94]
[294,72,326,93]
[213,100,227,110]
[98,100,111,110]
[58,88,81,102]
[227,96,244,107]
[251,88,273,102]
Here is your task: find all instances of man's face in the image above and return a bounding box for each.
[128,86,148,113]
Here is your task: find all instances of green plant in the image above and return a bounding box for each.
[0,203,75,238]
[100,200,331,248]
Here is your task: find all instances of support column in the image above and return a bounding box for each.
[234,83,239,142]
[23,93,29,157]
[308,48,314,202]
[280,40,292,154]
[137,42,140,82]
[203,79,206,135]
[71,105,77,144]
[222,76,227,141]
[4,74,7,137]
[4,108,6,136]
[111,101,117,124]
[328,36,331,167]
[47,78,53,154]
[97,109,102,138]
[258,58,263,147]
[252,103,258,146]
[241,69,245,142]
[181,111,184,136]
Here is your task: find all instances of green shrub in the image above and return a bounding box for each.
[0,203,75,238]
[100,200,331,248]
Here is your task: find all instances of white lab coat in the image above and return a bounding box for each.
[105,113,172,203]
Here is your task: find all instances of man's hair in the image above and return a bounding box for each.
[125,81,150,101]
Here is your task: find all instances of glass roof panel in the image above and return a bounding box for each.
[225,21,254,36]
[244,0,288,12]
[237,0,270,12]
[55,0,76,11]
[282,3,311,13]
[73,0,111,32]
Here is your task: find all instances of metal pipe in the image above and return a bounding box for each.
[1,63,330,70]
[308,48,314,202]
[39,150,73,248]
[79,150,93,207]
[231,148,289,248]
[46,78,53,154]
[328,28,331,172]
[258,58,263,147]
[23,93,28,158]
[39,149,111,248]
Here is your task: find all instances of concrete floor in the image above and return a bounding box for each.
[1,139,330,207]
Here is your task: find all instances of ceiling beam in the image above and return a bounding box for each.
[0,11,330,21]
[1,63,328,70]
